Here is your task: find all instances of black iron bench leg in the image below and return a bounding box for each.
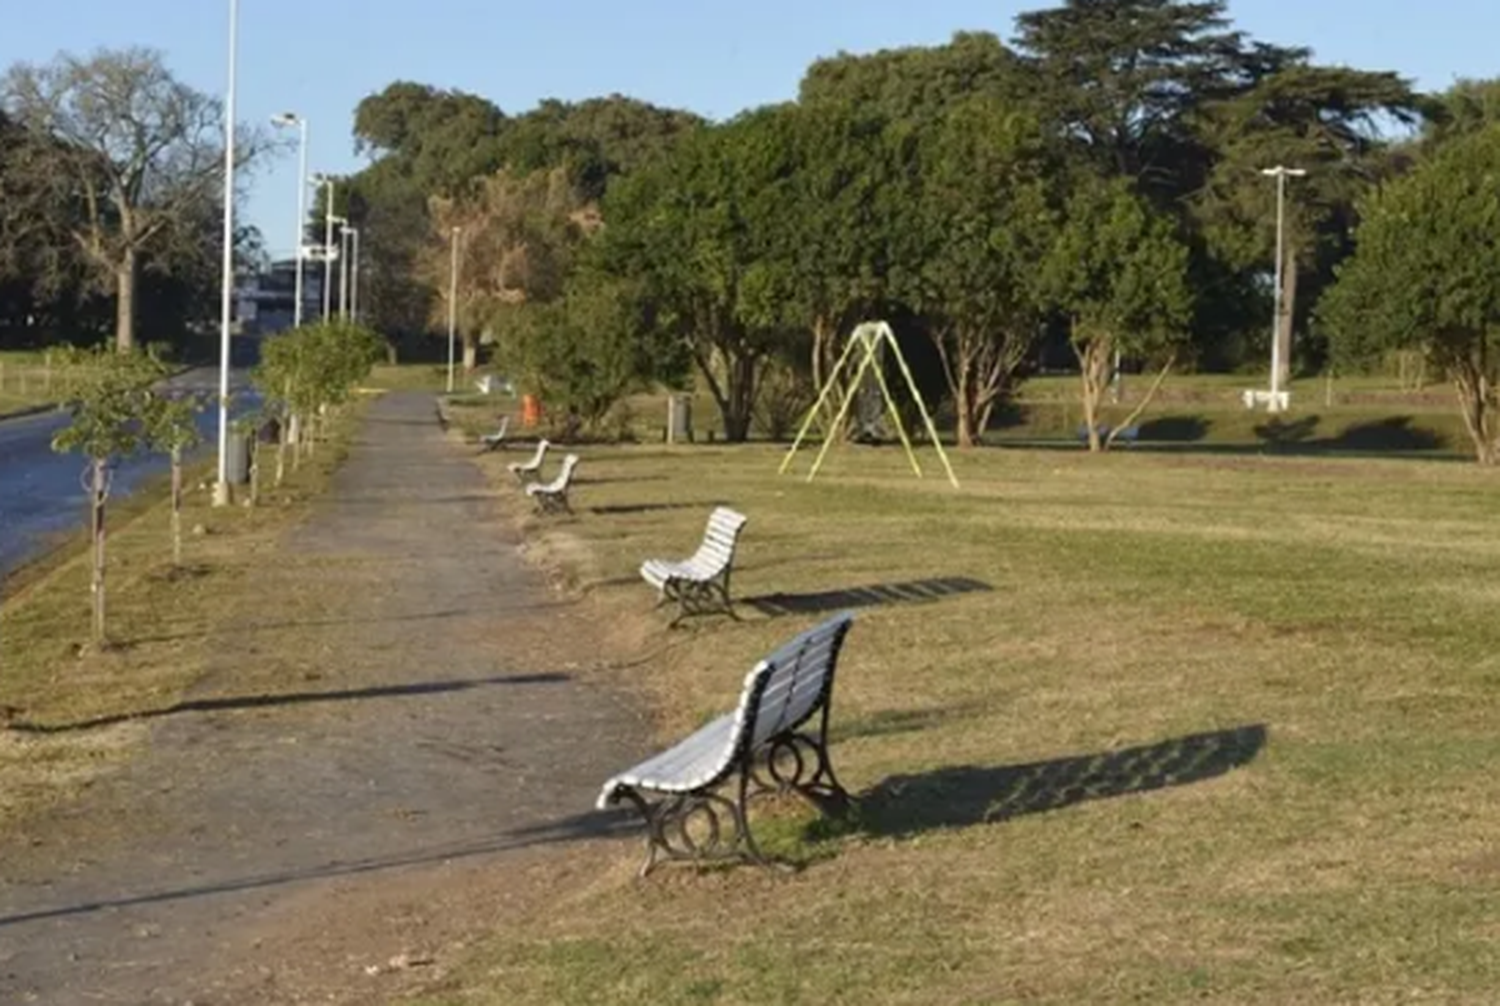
[619,784,770,877]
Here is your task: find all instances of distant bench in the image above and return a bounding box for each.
[597,613,855,876]
[525,453,579,514]
[508,439,549,483]
[479,416,509,452]
[640,506,748,626]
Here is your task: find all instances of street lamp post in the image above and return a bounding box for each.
[313,174,336,321]
[338,222,351,320]
[214,0,239,508]
[271,112,308,327]
[446,226,460,393]
[1260,165,1307,413]
[347,226,361,324]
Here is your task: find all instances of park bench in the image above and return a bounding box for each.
[597,612,855,876]
[507,438,549,483]
[478,416,509,452]
[525,453,579,514]
[640,506,748,626]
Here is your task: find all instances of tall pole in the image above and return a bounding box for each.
[272,113,308,328]
[446,226,459,393]
[1261,165,1306,413]
[293,118,307,326]
[339,226,350,320]
[1269,169,1285,408]
[321,178,335,322]
[214,0,239,508]
[349,227,361,324]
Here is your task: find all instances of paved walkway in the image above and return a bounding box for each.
[0,392,645,1004]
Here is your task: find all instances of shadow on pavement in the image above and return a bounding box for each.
[6,673,569,735]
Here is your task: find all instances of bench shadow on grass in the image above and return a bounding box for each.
[744,576,992,618]
[852,723,1266,837]
[5,673,570,736]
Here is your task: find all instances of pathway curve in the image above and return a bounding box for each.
[0,391,645,1004]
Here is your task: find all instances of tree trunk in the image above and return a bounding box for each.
[1073,328,1112,454]
[171,446,183,567]
[811,315,847,435]
[115,248,137,354]
[89,458,108,643]
[954,350,979,449]
[1451,360,1498,465]
[723,352,758,442]
[247,439,260,506]
[694,339,761,444]
[1275,252,1299,389]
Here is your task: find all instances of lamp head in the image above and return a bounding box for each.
[271,112,301,127]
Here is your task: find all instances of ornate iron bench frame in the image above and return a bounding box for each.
[597,612,855,876]
[525,453,579,514]
[640,507,748,627]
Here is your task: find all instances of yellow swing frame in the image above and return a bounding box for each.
[778,321,959,488]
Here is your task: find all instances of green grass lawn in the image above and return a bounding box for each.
[0,350,65,416]
[428,429,1500,1004]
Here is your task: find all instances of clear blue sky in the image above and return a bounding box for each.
[2,1,1494,259]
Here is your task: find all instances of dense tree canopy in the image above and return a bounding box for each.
[8,1,1480,456]
[1319,126,1500,464]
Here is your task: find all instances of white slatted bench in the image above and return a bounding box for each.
[507,438,549,483]
[478,415,509,452]
[597,612,855,876]
[525,453,579,514]
[640,506,748,626]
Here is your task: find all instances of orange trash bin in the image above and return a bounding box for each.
[521,394,541,428]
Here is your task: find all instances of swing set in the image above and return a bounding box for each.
[778,321,960,489]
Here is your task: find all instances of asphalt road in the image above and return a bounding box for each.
[0,368,256,582]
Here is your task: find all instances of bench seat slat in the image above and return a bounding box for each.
[601,713,738,801]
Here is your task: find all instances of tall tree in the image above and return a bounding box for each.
[422,166,594,373]
[2,48,265,352]
[897,99,1059,446]
[799,31,1030,121]
[599,115,792,442]
[1013,0,1246,191]
[1422,77,1500,149]
[1043,177,1193,451]
[1319,127,1500,465]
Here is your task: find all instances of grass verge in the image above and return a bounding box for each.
[418,412,1500,1004]
[0,404,365,837]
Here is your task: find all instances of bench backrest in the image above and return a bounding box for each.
[540,453,579,492]
[730,613,854,756]
[688,507,747,575]
[520,438,549,469]
[494,416,509,437]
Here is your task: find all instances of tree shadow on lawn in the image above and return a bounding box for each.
[852,723,1266,837]
[1138,414,1213,442]
[744,576,993,618]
